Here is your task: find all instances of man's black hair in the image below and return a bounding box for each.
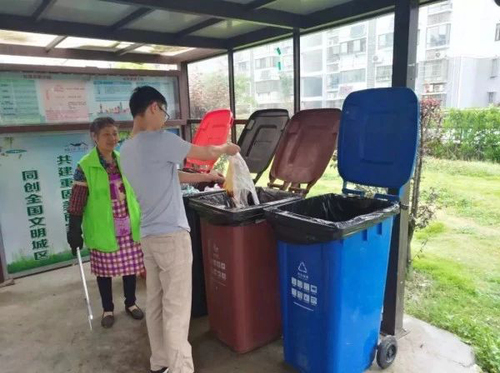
[129,85,167,118]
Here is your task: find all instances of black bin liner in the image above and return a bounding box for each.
[265,193,400,244]
[189,187,302,226]
[183,189,224,318]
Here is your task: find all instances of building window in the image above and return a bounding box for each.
[492,59,499,78]
[328,35,340,45]
[327,63,339,72]
[350,24,366,39]
[340,38,367,54]
[255,57,279,69]
[326,73,340,91]
[340,68,366,84]
[376,66,392,82]
[378,33,394,49]
[327,45,340,63]
[424,83,445,94]
[281,45,293,55]
[255,80,279,94]
[238,61,248,72]
[259,70,272,80]
[255,58,266,69]
[283,56,293,70]
[302,49,323,73]
[302,77,323,97]
[488,92,497,105]
[423,60,448,81]
[496,23,500,41]
[427,24,451,48]
[423,94,446,105]
[428,12,451,26]
[302,33,323,49]
[428,1,452,14]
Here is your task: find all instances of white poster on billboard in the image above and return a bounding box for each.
[0,132,91,275]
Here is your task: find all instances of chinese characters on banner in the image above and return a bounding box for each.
[56,155,74,228]
[22,170,49,261]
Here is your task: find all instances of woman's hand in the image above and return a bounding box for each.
[67,215,84,256]
[205,170,225,184]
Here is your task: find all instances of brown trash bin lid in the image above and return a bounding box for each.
[269,108,341,194]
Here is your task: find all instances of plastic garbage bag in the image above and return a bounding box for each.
[265,193,399,244]
[224,153,260,208]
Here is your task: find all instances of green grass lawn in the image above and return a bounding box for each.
[7,248,90,274]
[256,158,500,372]
[405,159,500,373]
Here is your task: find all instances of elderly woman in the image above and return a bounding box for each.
[67,117,144,328]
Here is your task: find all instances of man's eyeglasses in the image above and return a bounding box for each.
[159,106,170,121]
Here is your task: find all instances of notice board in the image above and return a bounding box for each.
[0,71,180,125]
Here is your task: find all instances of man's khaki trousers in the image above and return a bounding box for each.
[142,230,194,373]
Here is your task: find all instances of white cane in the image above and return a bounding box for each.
[76,249,94,331]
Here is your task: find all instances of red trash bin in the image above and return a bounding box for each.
[190,109,342,353]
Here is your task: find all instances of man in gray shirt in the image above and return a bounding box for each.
[120,86,239,373]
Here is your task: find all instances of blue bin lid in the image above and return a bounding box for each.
[337,88,419,192]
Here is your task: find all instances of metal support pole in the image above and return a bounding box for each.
[0,224,9,284]
[228,50,237,143]
[381,0,419,337]
[293,29,301,114]
[179,62,192,142]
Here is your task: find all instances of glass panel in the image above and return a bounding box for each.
[416,1,500,108]
[234,39,293,119]
[302,77,323,97]
[188,55,229,118]
[134,45,194,56]
[302,50,323,73]
[56,37,123,50]
[191,20,263,38]
[302,33,323,49]
[0,30,57,47]
[378,33,394,49]
[265,0,350,15]
[300,13,394,109]
[375,66,392,82]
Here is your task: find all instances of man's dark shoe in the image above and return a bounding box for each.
[150,368,168,373]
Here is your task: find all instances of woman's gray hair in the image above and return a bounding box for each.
[90,117,118,135]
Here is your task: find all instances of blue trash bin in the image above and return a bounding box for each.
[265,88,419,373]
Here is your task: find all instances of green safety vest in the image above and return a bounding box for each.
[79,148,141,252]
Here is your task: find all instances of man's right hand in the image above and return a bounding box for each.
[187,142,240,161]
[224,143,240,156]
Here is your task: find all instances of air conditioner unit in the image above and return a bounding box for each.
[435,51,446,59]
[372,54,383,63]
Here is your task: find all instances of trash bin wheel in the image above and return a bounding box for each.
[376,336,398,369]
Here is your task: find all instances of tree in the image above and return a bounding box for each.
[234,74,257,118]
[189,71,258,119]
[189,71,230,118]
[407,99,443,265]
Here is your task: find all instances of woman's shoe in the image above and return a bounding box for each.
[125,305,144,320]
[101,312,115,328]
